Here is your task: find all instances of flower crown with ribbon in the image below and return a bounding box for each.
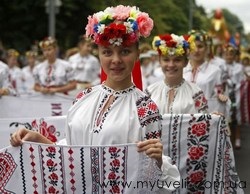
[152,33,196,56]
[85,5,154,47]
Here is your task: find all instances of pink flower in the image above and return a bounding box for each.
[137,12,154,37]
[113,5,131,20]
[85,15,98,36]
[31,119,38,129]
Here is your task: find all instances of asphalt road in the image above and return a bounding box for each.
[234,124,250,193]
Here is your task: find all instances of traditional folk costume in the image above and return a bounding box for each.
[225,61,245,124]
[183,61,229,116]
[68,53,100,86]
[0,61,16,95]
[33,59,75,89]
[146,80,208,114]
[66,84,180,193]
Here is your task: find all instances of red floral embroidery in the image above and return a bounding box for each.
[108,172,117,180]
[191,122,207,136]
[48,172,59,185]
[111,159,120,167]
[32,119,57,142]
[46,159,57,172]
[76,91,84,99]
[188,146,204,160]
[46,146,56,158]
[110,185,120,193]
[108,146,122,193]
[138,107,146,117]
[48,186,59,194]
[147,102,157,111]
[195,100,200,107]
[109,147,118,153]
[190,171,204,184]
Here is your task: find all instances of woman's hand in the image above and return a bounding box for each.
[137,138,163,168]
[10,128,53,147]
[218,94,228,102]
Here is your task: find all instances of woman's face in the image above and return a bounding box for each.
[190,40,207,62]
[160,55,187,80]
[224,50,235,64]
[79,42,92,56]
[98,44,139,85]
[42,46,57,61]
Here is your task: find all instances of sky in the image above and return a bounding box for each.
[196,0,250,33]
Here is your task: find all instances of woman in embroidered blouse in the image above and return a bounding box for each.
[183,30,229,115]
[10,5,180,193]
[0,60,16,96]
[223,44,246,149]
[146,33,208,114]
[33,37,76,94]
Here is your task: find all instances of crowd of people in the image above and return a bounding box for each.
[1,4,249,193]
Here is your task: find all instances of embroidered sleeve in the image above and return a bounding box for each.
[193,90,208,113]
[73,87,92,104]
[136,96,162,140]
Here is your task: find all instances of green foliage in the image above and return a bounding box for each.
[0,0,247,54]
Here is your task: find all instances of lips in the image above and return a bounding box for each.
[110,67,125,73]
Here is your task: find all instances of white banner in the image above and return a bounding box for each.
[161,114,244,194]
[0,116,66,149]
[0,142,161,193]
[0,94,74,118]
[0,114,244,193]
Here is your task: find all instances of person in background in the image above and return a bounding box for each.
[21,50,38,94]
[183,30,229,116]
[146,33,208,114]
[33,37,76,95]
[68,35,100,93]
[10,5,180,193]
[0,60,16,96]
[6,49,24,94]
[139,51,153,89]
[223,44,246,149]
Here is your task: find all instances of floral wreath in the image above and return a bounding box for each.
[39,37,57,49]
[7,49,20,57]
[85,5,154,46]
[152,33,196,56]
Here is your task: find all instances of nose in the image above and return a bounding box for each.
[112,53,122,64]
[167,59,175,67]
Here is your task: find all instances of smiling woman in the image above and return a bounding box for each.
[10,5,180,193]
[146,33,208,114]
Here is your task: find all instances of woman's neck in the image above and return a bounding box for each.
[190,59,205,69]
[164,77,184,88]
[48,58,56,65]
[104,78,133,91]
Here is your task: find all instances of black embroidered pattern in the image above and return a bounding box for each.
[136,95,162,140]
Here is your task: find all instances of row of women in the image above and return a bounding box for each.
[3,4,247,193]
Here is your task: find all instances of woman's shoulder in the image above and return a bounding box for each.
[72,85,100,104]
[56,58,70,66]
[183,80,204,94]
[145,81,164,94]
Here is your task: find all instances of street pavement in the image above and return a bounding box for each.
[234,124,250,193]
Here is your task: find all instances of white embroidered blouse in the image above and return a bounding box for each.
[65,83,180,193]
[33,59,75,87]
[146,80,208,114]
